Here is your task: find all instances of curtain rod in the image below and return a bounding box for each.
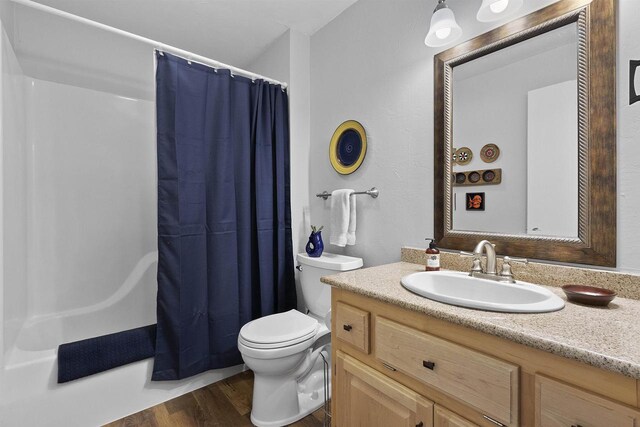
[9,0,289,89]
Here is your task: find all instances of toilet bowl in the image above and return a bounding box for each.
[238,252,363,427]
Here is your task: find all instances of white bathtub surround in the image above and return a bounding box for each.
[0,18,26,371]
[329,189,356,247]
[0,2,243,425]
[0,356,243,427]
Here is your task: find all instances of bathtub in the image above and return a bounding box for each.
[0,254,242,425]
[0,2,243,425]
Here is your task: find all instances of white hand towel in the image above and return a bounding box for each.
[346,191,357,246]
[329,189,355,247]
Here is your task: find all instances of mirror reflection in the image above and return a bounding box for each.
[451,23,578,238]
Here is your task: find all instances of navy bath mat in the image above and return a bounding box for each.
[57,324,156,383]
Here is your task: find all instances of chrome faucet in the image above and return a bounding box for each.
[460,240,528,283]
[473,240,497,275]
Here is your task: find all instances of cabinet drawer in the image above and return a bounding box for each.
[376,317,518,426]
[335,302,370,353]
[535,375,640,427]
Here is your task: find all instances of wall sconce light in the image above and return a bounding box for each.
[631,60,640,105]
[477,0,524,22]
[426,0,524,48]
[425,0,462,47]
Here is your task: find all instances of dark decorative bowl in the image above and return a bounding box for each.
[561,285,617,306]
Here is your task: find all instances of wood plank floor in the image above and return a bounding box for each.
[104,371,328,427]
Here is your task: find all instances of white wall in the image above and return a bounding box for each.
[310,0,435,267]
[246,31,291,83]
[452,42,576,234]
[617,0,640,273]
[310,0,640,272]
[0,19,6,370]
[288,30,312,308]
[0,0,13,44]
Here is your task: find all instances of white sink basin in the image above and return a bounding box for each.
[401,270,565,313]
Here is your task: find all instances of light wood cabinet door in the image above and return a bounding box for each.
[535,375,640,427]
[335,351,433,427]
[434,405,478,427]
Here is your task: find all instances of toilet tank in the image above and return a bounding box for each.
[296,252,363,318]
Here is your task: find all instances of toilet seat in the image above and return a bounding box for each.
[239,309,319,350]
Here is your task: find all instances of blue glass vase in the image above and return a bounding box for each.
[305,231,324,257]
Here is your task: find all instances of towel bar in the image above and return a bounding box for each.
[316,187,379,200]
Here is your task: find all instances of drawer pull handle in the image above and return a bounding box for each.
[416,422,424,427]
[343,324,352,331]
[422,360,435,370]
[571,425,583,427]
[382,363,397,372]
[482,415,506,427]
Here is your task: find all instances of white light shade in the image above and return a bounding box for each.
[477,0,524,22]
[425,7,463,47]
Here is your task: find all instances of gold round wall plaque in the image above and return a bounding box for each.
[480,143,500,163]
[329,120,367,175]
[455,147,473,166]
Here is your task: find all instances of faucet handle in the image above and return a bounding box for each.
[460,251,483,273]
[500,256,528,281]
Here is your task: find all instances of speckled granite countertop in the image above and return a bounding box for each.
[322,262,640,380]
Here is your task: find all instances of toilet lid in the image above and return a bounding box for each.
[239,310,319,348]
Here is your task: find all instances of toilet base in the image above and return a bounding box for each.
[250,352,331,427]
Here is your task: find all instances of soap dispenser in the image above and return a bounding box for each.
[425,238,440,271]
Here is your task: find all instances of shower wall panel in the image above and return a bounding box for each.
[24,78,156,317]
[1,21,27,361]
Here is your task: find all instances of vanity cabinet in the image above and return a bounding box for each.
[331,288,640,427]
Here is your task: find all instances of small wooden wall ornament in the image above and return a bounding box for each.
[455,147,473,165]
[480,143,500,163]
[453,168,502,186]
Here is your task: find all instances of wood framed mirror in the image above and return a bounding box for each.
[434,0,616,266]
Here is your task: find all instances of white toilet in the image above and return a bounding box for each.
[238,252,363,427]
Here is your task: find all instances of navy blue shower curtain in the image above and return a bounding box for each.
[152,52,296,381]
